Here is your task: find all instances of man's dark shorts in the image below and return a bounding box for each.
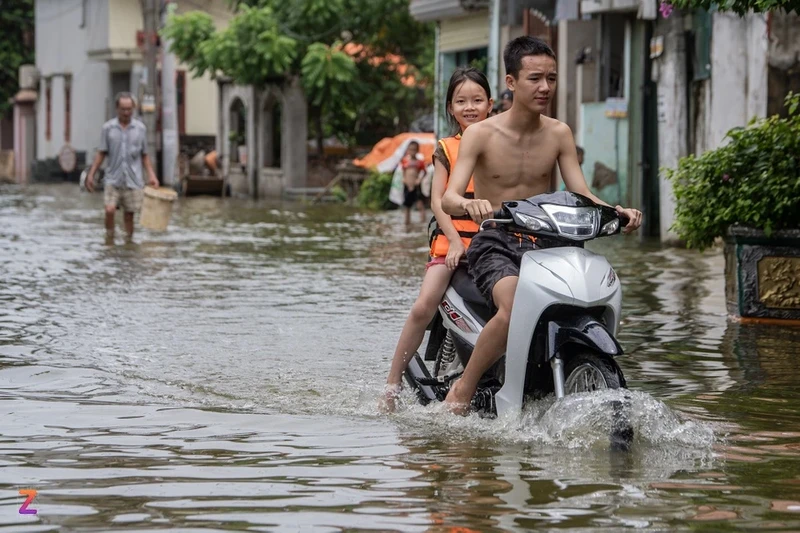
[403,185,422,208]
[466,227,540,306]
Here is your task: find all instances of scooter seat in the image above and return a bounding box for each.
[451,266,494,325]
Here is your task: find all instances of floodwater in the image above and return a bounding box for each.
[1,184,800,532]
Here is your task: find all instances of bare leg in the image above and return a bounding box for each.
[380,264,453,412]
[404,206,411,226]
[123,212,135,243]
[417,200,426,223]
[104,205,116,241]
[445,276,518,414]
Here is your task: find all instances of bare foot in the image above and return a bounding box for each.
[378,384,401,414]
[444,379,472,416]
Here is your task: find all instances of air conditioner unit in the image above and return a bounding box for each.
[580,0,612,13]
[19,65,39,90]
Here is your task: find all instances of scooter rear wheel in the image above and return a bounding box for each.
[563,353,623,393]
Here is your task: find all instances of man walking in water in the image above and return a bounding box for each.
[86,92,159,243]
[441,36,643,413]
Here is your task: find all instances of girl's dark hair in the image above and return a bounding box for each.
[445,66,491,135]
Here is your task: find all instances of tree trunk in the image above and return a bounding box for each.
[315,105,324,159]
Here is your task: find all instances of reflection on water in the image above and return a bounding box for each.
[2,184,800,531]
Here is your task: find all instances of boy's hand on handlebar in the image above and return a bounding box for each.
[462,199,494,224]
[615,205,643,234]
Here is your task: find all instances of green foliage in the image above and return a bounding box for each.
[164,0,434,147]
[667,92,800,249]
[301,42,356,106]
[163,6,297,84]
[666,0,800,15]
[357,170,394,210]
[330,185,348,203]
[0,0,34,115]
[159,11,216,79]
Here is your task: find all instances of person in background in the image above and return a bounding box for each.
[499,89,514,112]
[86,92,159,243]
[400,141,427,225]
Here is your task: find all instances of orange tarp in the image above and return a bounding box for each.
[353,132,436,172]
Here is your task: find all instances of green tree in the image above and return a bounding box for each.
[0,0,34,115]
[163,0,434,151]
[664,0,799,15]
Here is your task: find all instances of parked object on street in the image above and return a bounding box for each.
[79,168,105,192]
[668,92,800,322]
[0,151,14,183]
[140,186,178,231]
[183,175,225,197]
[404,191,634,449]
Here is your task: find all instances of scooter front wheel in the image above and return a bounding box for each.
[563,352,633,450]
[563,353,623,394]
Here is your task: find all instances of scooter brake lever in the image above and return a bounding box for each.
[479,218,514,232]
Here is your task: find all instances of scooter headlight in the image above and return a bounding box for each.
[515,212,553,232]
[541,205,599,240]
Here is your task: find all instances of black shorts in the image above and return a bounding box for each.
[466,227,541,306]
[403,186,422,208]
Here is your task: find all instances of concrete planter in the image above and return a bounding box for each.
[724,226,800,322]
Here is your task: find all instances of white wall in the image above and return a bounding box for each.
[184,70,218,137]
[708,13,767,149]
[176,0,232,138]
[656,12,768,243]
[108,0,142,50]
[36,0,110,159]
[654,14,688,243]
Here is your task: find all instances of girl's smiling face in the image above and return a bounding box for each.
[448,80,493,132]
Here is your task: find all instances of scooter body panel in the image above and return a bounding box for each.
[496,247,622,418]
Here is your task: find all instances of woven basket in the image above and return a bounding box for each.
[140,186,178,231]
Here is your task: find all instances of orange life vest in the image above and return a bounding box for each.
[430,135,479,258]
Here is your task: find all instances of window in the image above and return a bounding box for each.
[177,70,186,135]
[45,79,51,141]
[454,47,488,72]
[64,76,72,143]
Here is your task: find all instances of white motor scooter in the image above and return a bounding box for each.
[405,191,633,447]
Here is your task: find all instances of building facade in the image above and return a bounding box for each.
[411,0,800,243]
[33,0,230,181]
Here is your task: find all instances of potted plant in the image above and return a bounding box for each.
[667,92,800,322]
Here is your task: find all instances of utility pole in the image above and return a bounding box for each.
[141,0,159,173]
[160,0,179,188]
[487,0,501,97]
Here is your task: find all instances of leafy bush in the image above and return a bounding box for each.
[665,0,799,15]
[330,185,348,203]
[667,92,800,250]
[357,170,393,210]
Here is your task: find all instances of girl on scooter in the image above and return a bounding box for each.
[382,67,494,411]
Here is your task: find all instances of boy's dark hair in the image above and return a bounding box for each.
[408,141,420,149]
[576,145,585,156]
[503,36,556,79]
[445,66,492,135]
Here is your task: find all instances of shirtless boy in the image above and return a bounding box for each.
[401,141,427,224]
[441,36,643,413]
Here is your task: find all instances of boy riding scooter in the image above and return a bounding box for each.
[441,36,642,414]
